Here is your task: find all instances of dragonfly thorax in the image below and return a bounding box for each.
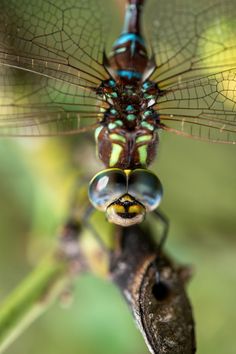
[96,79,161,169]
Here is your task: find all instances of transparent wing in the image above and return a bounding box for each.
[157,69,236,143]
[144,0,236,87]
[0,0,115,136]
[0,65,106,136]
[144,0,236,143]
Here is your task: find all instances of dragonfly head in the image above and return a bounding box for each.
[106,194,146,226]
[88,168,163,227]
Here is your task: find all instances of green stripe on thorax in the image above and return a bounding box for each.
[136,135,152,144]
[109,133,126,143]
[138,145,148,166]
[109,143,123,167]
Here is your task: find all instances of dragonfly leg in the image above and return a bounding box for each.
[66,174,108,248]
[79,202,111,253]
[83,218,110,254]
[152,209,169,250]
[58,206,110,268]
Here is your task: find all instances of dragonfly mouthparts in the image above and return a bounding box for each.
[106,194,146,227]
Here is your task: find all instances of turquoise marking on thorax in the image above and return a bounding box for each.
[110,108,118,115]
[143,93,156,99]
[108,79,116,87]
[126,105,134,112]
[143,109,155,119]
[126,114,136,121]
[116,120,123,127]
[141,121,155,131]
[108,120,124,131]
[142,82,152,90]
[114,33,144,59]
[114,33,144,47]
[117,70,142,80]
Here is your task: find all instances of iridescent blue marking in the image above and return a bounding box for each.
[127,114,136,121]
[116,120,123,127]
[109,79,116,87]
[114,33,144,47]
[143,110,152,118]
[110,108,118,115]
[126,105,134,112]
[141,121,155,131]
[117,70,142,80]
[142,82,152,90]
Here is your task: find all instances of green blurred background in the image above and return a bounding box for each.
[0,0,236,353]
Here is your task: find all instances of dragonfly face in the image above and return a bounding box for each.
[89,168,163,226]
[0,0,236,225]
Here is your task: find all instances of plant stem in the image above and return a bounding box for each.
[0,252,70,353]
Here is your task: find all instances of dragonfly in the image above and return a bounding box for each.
[0,0,236,227]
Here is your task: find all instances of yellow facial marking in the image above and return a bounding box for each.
[106,200,146,227]
[113,204,125,214]
[124,169,132,177]
[128,204,144,214]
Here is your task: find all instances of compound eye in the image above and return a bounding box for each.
[128,169,163,211]
[88,169,127,211]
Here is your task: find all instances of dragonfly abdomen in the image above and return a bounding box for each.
[109,0,149,82]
